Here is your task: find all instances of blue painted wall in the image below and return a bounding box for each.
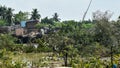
[21,21,26,27]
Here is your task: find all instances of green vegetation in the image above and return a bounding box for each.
[30,9,41,20]
[14,11,29,23]
[1,5,120,68]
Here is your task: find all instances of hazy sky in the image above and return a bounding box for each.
[0,0,120,21]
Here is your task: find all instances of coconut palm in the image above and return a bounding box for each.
[0,6,7,20]
[14,11,29,23]
[6,8,14,26]
[30,9,41,20]
[52,13,60,22]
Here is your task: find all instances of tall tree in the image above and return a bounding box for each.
[6,8,14,26]
[0,6,7,20]
[92,10,113,22]
[52,13,60,22]
[14,11,29,22]
[41,17,54,24]
[30,9,41,20]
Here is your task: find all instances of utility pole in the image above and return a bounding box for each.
[82,0,93,22]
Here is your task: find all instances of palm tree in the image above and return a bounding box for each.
[14,11,29,22]
[6,8,14,26]
[0,6,7,20]
[52,13,60,22]
[30,9,41,20]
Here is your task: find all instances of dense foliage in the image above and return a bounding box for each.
[1,5,120,67]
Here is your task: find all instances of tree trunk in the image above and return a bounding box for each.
[64,53,68,66]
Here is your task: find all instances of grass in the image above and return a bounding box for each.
[1,50,117,68]
[13,52,47,61]
[11,52,63,67]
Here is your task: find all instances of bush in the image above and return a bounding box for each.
[23,45,35,53]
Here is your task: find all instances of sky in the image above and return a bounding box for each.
[0,0,120,21]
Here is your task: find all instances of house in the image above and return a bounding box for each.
[26,20,39,33]
[15,28,24,36]
[26,20,39,29]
